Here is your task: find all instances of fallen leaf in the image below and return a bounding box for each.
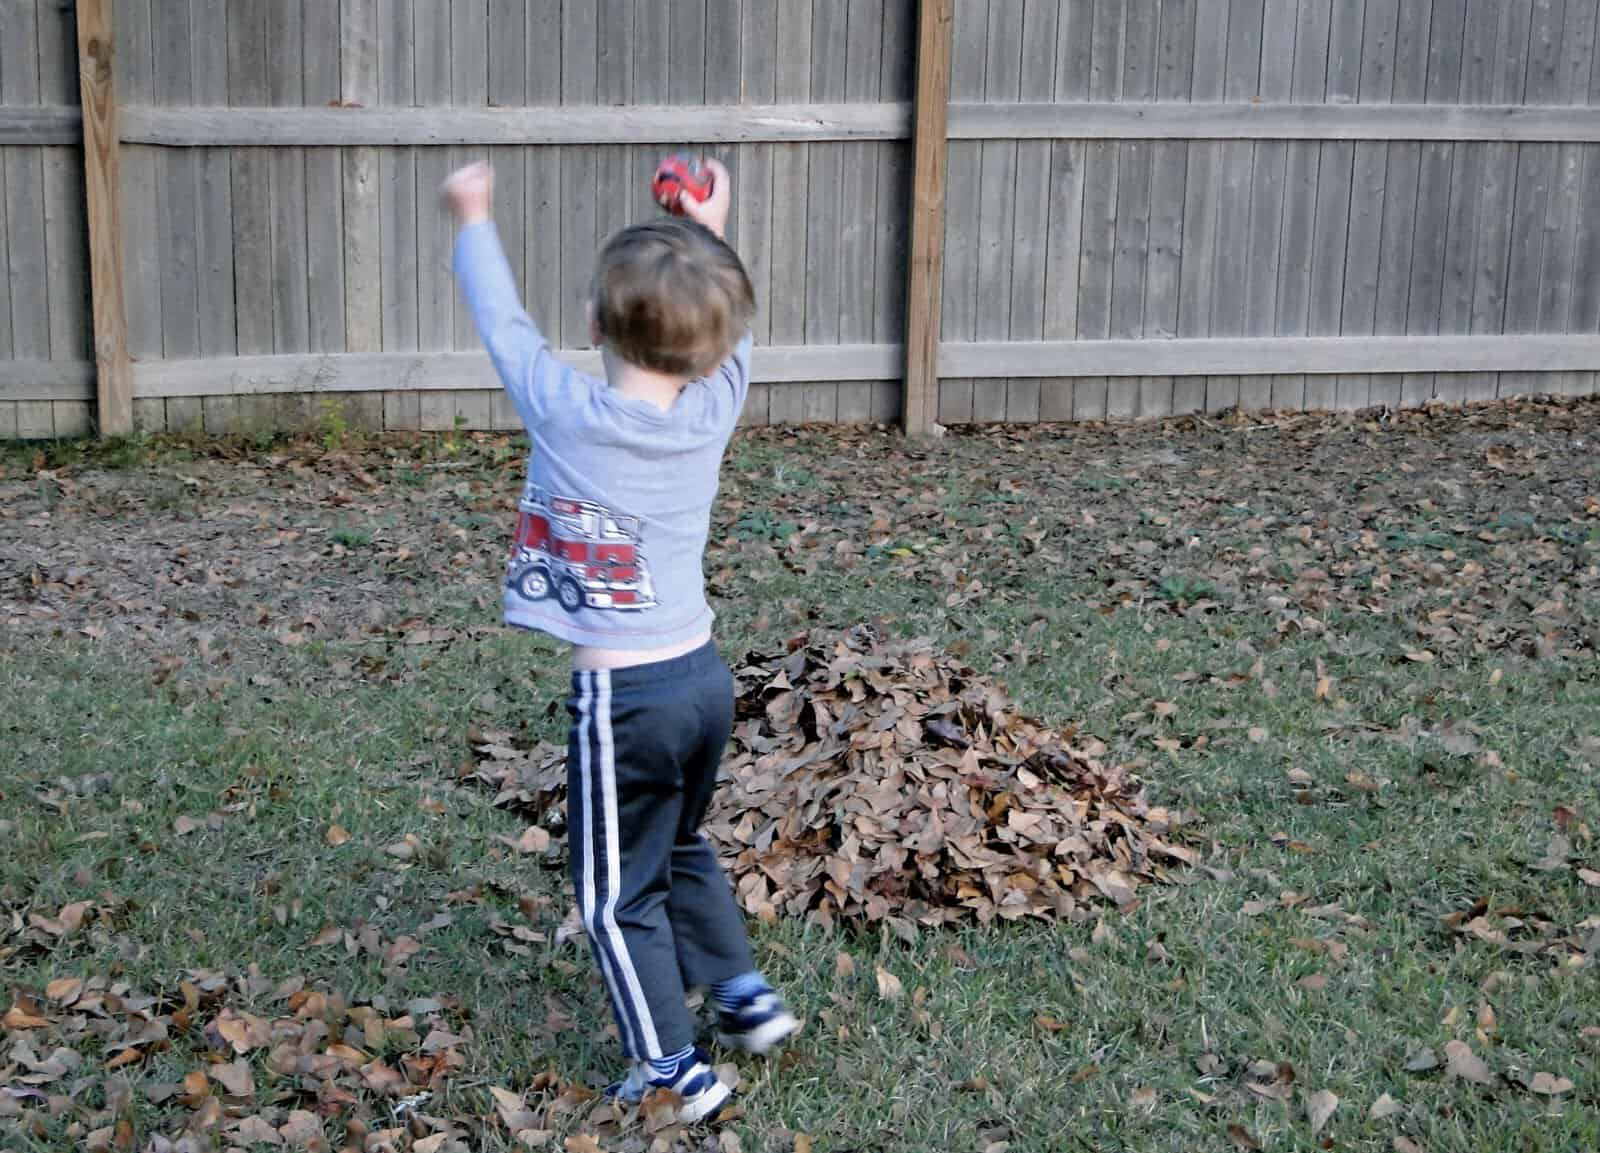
[835,952,855,979]
[794,1137,814,1153]
[512,825,551,854]
[1404,1047,1439,1073]
[1526,1071,1574,1096]
[307,923,341,947]
[1035,1015,1067,1033]
[875,966,904,1002]
[1306,1089,1338,1134]
[233,1116,283,1146]
[279,1110,324,1148]
[1577,868,1600,887]
[1226,1124,1262,1151]
[325,825,351,847]
[44,978,83,1004]
[1297,973,1329,992]
[1394,1139,1425,1153]
[2,1005,50,1030]
[1369,1092,1401,1120]
[565,1137,603,1153]
[210,1059,256,1098]
[174,815,200,836]
[414,1136,449,1153]
[1443,1040,1494,1086]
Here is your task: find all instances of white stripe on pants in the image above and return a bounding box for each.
[574,671,640,1056]
[595,670,662,1058]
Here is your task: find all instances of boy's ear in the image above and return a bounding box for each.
[586,300,601,348]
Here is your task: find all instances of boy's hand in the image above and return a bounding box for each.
[443,162,493,228]
[680,158,731,241]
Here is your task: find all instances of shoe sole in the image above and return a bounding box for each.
[716,1011,801,1055]
[677,1078,734,1125]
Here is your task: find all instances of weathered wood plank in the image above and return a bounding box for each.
[768,0,812,425]
[42,147,89,362]
[1145,0,1195,414]
[1338,0,1401,411]
[130,344,903,397]
[0,360,96,401]
[16,400,57,439]
[1005,0,1057,423]
[1243,0,1295,411]
[380,0,419,351]
[5,147,51,358]
[1178,0,1229,415]
[671,0,709,104]
[0,402,16,438]
[804,0,848,389]
[942,100,1600,140]
[937,0,986,424]
[1304,0,1363,411]
[738,0,778,346]
[1545,0,1598,394]
[1501,0,1568,394]
[901,0,951,433]
[190,2,236,358]
[1072,0,1121,423]
[264,1,309,356]
[1464,1,1533,402]
[0,107,80,145]
[1374,0,1431,408]
[1402,0,1468,405]
[52,400,91,438]
[152,0,197,359]
[1111,0,1159,420]
[973,0,1022,424]
[839,0,884,355]
[523,0,562,351]
[415,0,453,350]
[37,0,78,107]
[229,0,273,355]
[559,2,599,351]
[449,0,490,353]
[1209,0,1266,415]
[937,334,1600,378]
[107,97,1600,147]
[304,0,345,354]
[342,0,382,353]
[76,0,131,435]
[492,0,531,312]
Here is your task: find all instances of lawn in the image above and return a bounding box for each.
[2,399,1597,1153]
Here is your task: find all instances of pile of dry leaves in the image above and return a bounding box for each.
[467,627,1195,928]
[0,962,480,1152]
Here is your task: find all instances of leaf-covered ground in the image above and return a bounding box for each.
[2,400,1598,1153]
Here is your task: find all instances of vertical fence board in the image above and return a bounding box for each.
[228,0,273,355]
[1303,0,1362,411]
[973,0,1021,423]
[1177,0,1228,415]
[415,0,453,351]
[151,0,198,360]
[1004,0,1056,423]
[937,0,983,424]
[304,1,345,354]
[1209,0,1264,414]
[768,0,812,423]
[190,2,236,360]
[1108,0,1156,420]
[1245,0,1295,409]
[379,0,419,369]
[1142,0,1193,417]
[267,1,310,355]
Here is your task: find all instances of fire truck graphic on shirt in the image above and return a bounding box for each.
[506,485,659,613]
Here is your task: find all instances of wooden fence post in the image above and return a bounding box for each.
[901,0,953,436]
[76,0,131,438]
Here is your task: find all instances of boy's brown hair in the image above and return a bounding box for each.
[591,219,755,379]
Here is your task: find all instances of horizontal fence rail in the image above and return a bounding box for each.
[14,102,1600,148]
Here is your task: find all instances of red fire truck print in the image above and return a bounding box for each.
[507,486,659,613]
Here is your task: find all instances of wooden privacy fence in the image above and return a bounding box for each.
[1,0,1599,441]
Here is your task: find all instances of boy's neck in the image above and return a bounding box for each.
[603,348,692,413]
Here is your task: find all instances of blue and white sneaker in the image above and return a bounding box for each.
[715,990,801,1055]
[605,1048,732,1124]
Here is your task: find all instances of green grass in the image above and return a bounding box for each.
[3,405,1598,1152]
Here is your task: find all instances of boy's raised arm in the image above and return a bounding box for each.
[679,160,753,410]
[445,163,575,428]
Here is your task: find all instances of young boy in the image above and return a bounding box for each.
[443,160,798,1123]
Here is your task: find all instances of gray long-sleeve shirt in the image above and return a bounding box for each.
[454,221,751,650]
